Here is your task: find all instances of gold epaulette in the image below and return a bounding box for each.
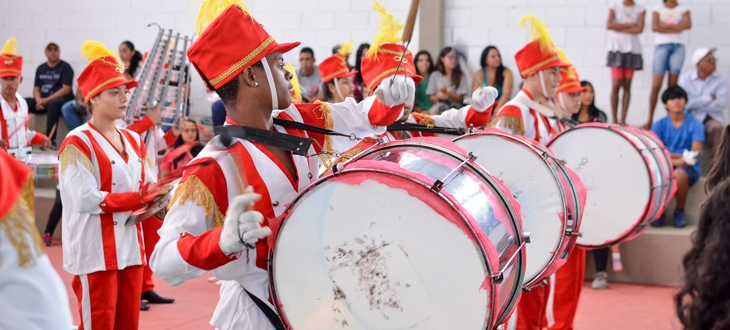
[170,174,226,227]
[0,175,44,268]
[314,101,336,170]
[488,115,526,136]
[59,144,94,174]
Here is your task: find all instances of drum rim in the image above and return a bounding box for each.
[269,167,498,329]
[548,124,662,248]
[455,131,573,289]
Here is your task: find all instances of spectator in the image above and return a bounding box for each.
[606,0,646,125]
[160,119,202,178]
[414,50,434,113]
[573,81,608,123]
[472,46,514,112]
[296,47,321,102]
[59,90,88,131]
[353,43,370,102]
[646,0,691,129]
[24,42,74,149]
[705,125,730,193]
[427,47,470,114]
[675,177,730,330]
[119,40,143,80]
[679,48,726,163]
[651,86,704,228]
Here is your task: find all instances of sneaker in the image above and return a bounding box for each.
[592,271,608,290]
[612,254,623,273]
[42,233,53,246]
[651,213,665,227]
[674,209,687,228]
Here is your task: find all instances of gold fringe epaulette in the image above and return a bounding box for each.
[0,175,44,268]
[170,175,226,227]
[413,113,435,128]
[488,116,526,136]
[314,101,336,170]
[59,144,94,174]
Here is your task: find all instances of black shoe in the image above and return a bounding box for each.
[142,290,175,304]
[140,300,150,311]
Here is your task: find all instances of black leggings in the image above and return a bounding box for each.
[593,248,609,273]
[44,189,63,235]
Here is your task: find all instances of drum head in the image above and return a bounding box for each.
[455,134,565,286]
[271,171,493,329]
[549,126,651,247]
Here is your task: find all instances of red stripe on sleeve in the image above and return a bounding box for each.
[367,100,404,127]
[176,227,237,270]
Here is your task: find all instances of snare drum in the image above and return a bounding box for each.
[454,129,584,290]
[547,123,671,248]
[269,137,525,329]
[25,154,60,179]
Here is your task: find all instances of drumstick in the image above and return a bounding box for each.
[48,123,57,141]
[390,0,420,87]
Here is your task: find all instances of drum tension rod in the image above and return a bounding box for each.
[430,152,477,193]
[564,230,583,237]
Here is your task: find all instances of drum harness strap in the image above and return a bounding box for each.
[386,122,467,135]
[245,289,286,330]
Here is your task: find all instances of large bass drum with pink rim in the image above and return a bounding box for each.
[547,123,674,248]
[453,129,585,290]
[268,137,525,329]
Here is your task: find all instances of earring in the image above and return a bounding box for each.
[254,82,259,87]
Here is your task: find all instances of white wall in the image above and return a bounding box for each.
[444,0,730,126]
[0,0,416,118]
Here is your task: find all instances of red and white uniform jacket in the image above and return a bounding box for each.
[59,123,156,275]
[549,118,571,135]
[491,89,555,145]
[118,116,177,178]
[1,93,46,159]
[150,99,402,329]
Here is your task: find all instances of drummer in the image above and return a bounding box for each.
[490,15,570,330]
[550,50,586,134]
[149,0,417,328]
[59,40,160,330]
[318,45,357,103]
[0,37,51,155]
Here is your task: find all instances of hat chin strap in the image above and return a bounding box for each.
[539,70,549,100]
[260,57,279,110]
[558,92,566,112]
[334,78,345,102]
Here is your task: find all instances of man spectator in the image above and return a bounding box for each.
[679,48,727,161]
[296,47,321,102]
[25,42,74,149]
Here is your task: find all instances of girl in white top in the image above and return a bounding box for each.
[646,0,691,128]
[606,0,645,125]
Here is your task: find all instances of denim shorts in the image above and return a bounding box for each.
[675,166,700,187]
[653,43,685,75]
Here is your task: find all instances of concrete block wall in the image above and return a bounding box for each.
[1,0,416,118]
[444,0,730,126]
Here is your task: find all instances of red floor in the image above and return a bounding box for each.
[46,240,682,329]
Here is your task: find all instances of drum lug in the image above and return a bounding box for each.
[522,232,532,243]
[565,230,583,237]
[491,272,504,285]
[331,162,344,176]
[430,152,477,192]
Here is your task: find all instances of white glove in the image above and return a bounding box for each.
[682,149,700,166]
[374,75,416,107]
[471,86,499,112]
[218,190,271,255]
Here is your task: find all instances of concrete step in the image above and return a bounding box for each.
[656,177,707,227]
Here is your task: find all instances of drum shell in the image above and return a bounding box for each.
[25,154,60,179]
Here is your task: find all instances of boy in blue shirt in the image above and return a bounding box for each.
[651,86,705,228]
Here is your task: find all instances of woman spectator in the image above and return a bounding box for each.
[675,177,730,330]
[414,50,434,113]
[574,80,623,290]
[606,0,646,125]
[472,46,513,111]
[427,47,470,114]
[160,119,202,179]
[119,41,143,80]
[705,125,730,192]
[353,43,370,102]
[319,53,357,103]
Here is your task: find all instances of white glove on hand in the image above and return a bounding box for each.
[471,86,499,112]
[218,190,271,255]
[374,75,416,107]
[682,149,700,166]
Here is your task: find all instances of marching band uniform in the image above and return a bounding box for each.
[150,2,414,329]
[59,41,155,330]
[0,38,49,158]
[0,150,73,330]
[493,15,570,330]
[549,52,586,136]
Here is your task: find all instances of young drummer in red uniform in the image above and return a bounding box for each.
[59,40,160,330]
[550,50,587,134]
[0,37,51,154]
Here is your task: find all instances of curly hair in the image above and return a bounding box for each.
[675,177,730,330]
[705,125,730,193]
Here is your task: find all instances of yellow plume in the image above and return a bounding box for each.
[366,1,404,58]
[195,0,250,36]
[519,14,555,54]
[339,39,353,56]
[80,40,121,64]
[556,48,577,79]
[285,63,302,103]
[1,37,17,55]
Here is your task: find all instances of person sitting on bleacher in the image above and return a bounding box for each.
[651,85,704,228]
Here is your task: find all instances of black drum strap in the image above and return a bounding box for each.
[386,122,467,136]
[244,288,286,330]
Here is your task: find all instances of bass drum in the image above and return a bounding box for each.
[454,129,584,290]
[269,137,525,329]
[547,123,670,248]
